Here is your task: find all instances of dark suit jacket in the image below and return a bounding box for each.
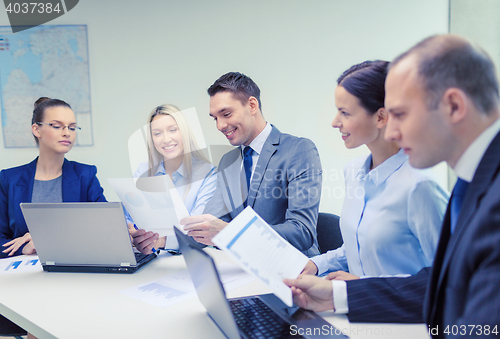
[346,132,500,337]
[204,125,322,256]
[0,158,107,258]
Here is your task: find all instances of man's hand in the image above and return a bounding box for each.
[2,233,36,256]
[128,223,163,254]
[301,260,319,275]
[284,274,334,312]
[325,271,359,281]
[181,214,227,246]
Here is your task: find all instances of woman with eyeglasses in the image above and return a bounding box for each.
[129,104,217,254]
[0,97,107,258]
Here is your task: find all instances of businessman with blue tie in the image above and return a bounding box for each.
[285,35,500,337]
[182,72,322,256]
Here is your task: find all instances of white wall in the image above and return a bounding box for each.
[448,0,500,187]
[0,0,449,214]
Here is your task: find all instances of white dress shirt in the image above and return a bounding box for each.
[240,122,273,181]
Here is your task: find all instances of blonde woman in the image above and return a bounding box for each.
[129,104,217,254]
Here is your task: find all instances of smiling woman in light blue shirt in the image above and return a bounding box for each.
[129,104,216,253]
[304,61,449,278]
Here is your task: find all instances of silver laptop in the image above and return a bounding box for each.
[175,226,348,339]
[20,202,157,273]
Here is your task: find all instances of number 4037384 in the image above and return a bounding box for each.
[5,2,61,14]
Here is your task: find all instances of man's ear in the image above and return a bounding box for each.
[248,96,259,116]
[375,107,388,128]
[441,88,467,124]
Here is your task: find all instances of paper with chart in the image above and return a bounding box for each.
[108,175,189,236]
[0,255,41,275]
[120,262,255,307]
[212,207,309,307]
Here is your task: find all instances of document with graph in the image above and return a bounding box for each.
[108,175,189,236]
[212,206,309,306]
[0,255,41,275]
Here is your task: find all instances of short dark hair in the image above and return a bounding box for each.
[207,72,262,110]
[337,60,389,115]
[32,97,72,145]
[391,35,500,114]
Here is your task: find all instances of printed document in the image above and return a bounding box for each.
[212,206,309,306]
[120,262,254,307]
[108,176,189,236]
[0,255,41,275]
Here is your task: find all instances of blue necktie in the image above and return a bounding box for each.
[450,178,469,234]
[243,146,254,190]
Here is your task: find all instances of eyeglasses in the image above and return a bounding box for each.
[36,122,81,132]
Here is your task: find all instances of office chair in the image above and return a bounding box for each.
[316,212,343,254]
[0,314,27,339]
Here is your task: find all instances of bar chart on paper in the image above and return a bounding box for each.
[213,207,310,306]
[0,256,41,274]
[120,263,254,308]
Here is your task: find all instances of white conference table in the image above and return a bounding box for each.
[0,249,430,339]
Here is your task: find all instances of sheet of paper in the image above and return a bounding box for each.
[0,255,42,275]
[120,262,255,308]
[108,176,189,236]
[212,207,309,307]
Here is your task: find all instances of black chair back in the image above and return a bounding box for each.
[0,314,27,339]
[316,212,343,254]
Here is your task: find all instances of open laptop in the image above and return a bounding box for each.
[20,202,157,273]
[174,226,348,339]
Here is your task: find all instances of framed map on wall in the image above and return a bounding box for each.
[0,24,93,148]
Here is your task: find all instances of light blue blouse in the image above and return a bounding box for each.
[132,157,217,216]
[312,149,449,277]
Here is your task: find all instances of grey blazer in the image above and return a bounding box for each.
[204,125,322,256]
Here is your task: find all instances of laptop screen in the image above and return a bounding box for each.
[175,226,241,339]
[21,202,137,267]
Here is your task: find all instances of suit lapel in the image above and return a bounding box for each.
[247,126,279,207]
[425,202,451,324]
[426,131,500,324]
[61,159,80,202]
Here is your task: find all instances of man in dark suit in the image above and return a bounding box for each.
[182,72,322,256]
[285,34,500,336]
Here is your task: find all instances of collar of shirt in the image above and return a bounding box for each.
[240,122,272,156]
[356,148,406,186]
[155,161,185,184]
[454,118,500,182]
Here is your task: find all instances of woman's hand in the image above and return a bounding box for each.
[325,270,359,281]
[301,260,319,275]
[2,233,36,256]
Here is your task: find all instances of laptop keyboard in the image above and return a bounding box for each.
[229,297,304,339]
[134,252,156,265]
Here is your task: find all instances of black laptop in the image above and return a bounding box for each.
[174,226,348,339]
[20,202,157,273]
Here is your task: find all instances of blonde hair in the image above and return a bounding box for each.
[146,104,209,198]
